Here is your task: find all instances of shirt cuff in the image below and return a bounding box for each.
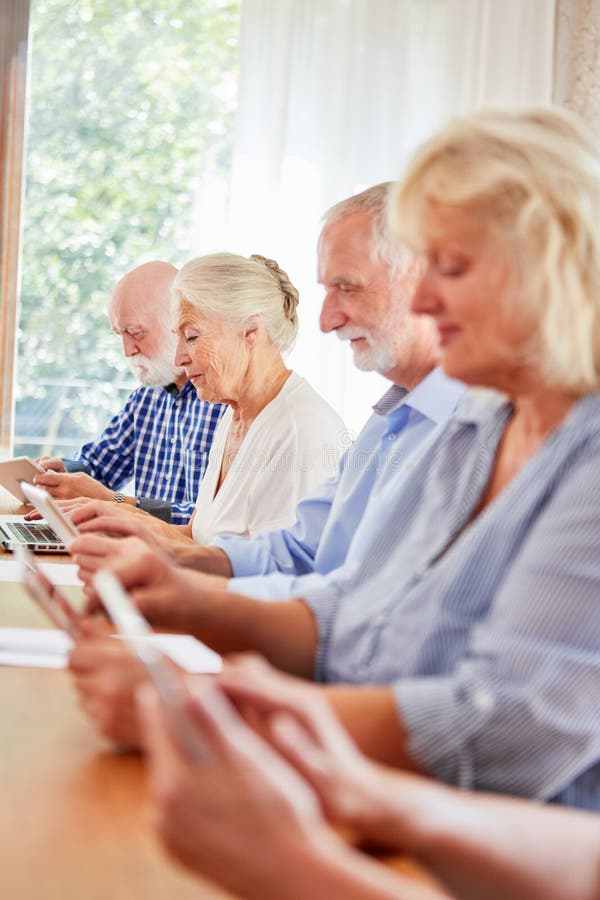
[298,581,345,682]
[393,676,494,789]
[137,498,173,524]
[211,534,277,577]
[62,459,91,474]
[228,573,298,600]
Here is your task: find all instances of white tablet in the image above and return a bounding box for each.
[19,482,80,548]
[93,570,209,763]
[14,543,82,639]
[0,457,45,503]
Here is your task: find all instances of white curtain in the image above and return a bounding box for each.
[224,0,556,432]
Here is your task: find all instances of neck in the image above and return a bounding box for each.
[509,384,580,439]
[174,373,188,391]
[387,360,436,392]
[229,353,291,423]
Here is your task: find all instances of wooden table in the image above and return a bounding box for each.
[0,485,230,899]
[0,489,438,899]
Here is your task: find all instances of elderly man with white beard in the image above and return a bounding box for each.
[34,261,225,524]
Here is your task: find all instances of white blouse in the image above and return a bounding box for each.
[191,373,345,544]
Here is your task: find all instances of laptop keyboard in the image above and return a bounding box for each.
[5,522,61,544]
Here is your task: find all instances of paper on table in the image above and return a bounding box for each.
[0,628,222,673]
[0,561,83,587]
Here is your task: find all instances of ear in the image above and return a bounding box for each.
[243,315,260,345]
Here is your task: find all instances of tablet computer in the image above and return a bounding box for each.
[14,543,82,639]
[93,570,208,763]
[19,482,80,549]
[0,457,45,504]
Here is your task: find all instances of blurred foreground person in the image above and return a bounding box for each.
[137,658,600,900]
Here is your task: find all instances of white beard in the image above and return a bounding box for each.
[336,325,397,374]
[129,350,184,387]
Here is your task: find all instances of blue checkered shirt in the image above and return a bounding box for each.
[69,381,225,524]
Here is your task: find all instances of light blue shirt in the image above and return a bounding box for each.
[304,390,600,810]
[214,369,466,598]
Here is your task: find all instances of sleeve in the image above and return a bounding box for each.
[73,391,139,490]
[168,499,197,526]
[213,464,341,581]
[137,497,174,524]
[62,459,91,474]
[393,449,600,800]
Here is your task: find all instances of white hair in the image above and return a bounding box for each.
[323,182,413,277]
[172,252,300,352]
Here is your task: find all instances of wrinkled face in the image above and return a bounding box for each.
[411,202,532,391]
[174,303,250,404]
[317,210,428,379]
[108,291,182,387]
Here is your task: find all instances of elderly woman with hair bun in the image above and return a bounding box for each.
[67,251,345,559]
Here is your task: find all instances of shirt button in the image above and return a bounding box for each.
[375,613,386,627]
[388,433,396,441]
[175,400,180,406]
[165,474,171,481]
[473,689,495,714]
[171,438,176,444]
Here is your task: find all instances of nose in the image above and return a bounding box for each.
[411,266,443,317]
[174,335,190,368]
[121,332,138,357]
[319,289,348,333]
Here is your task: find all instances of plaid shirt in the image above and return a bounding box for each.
[70,381,225,524]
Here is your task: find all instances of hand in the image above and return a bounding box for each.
[23,494,91,522]
[69,636,147,748]
[34,456,66,473]
[216,655,396,844]
[33,470,115,501]
[136,678,337,898]
[73,536,220,630]
[71,534,151,597]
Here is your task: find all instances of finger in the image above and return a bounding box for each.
[71,533,124,557]
[136,683,192,792]
[69,502,110,526]
[217,668,335,747]
[83,592,104,615]
[76,516,141,537]
[33,471,62,488]
[184,681,260,761]
[268,712,329,781]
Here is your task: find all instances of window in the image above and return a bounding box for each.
[14,0,240,457]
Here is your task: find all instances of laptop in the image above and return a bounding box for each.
[0,515,67,553]
[0,481,78,554]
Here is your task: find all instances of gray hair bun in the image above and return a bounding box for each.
[250,254,300,323]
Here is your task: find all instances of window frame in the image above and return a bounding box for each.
[0,0,30,455]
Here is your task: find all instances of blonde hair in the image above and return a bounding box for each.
[172,252,300,352]
[391,106,600,393]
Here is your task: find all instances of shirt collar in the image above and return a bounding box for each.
[372,384,408,416]
[374,368,466,425]
[164,380,195,397]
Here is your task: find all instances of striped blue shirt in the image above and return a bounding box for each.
[304,389,600,810]
[71,382,225,525]
[216,369,465,596]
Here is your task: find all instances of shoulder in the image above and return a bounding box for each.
[117,384,165,413]
[276,373,344,429]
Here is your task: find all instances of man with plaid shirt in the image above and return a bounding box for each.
[35,261,225,524]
